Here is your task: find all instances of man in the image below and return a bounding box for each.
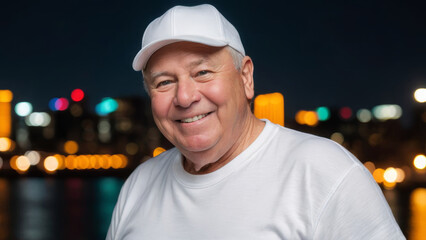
[107,4,405,239]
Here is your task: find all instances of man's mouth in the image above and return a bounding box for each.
[179,112,211,123]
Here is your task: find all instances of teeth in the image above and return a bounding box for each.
[181,113,208,123]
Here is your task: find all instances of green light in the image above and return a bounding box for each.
[96,97,118,116]
[316,106,330,121]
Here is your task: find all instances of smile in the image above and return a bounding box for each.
[180,113,210,123]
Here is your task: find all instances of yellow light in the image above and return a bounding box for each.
[9,155,18,170]
[0,137,12,152]
[383,181,396,190]
[254,93,284,126]
[0,102,12,138]
[395,168,405,183]
[0,90,13,103]
[44,156,59,172]
[384,167,397,183]
[64,140,79,154]
[111,154,122,169]
[414,88,426,103]
[16,156,30,172]
[304,111,318,126]
[414,154,426,170]
[372,168,385,183]
[153,147,166,157]
[330,132,344,145]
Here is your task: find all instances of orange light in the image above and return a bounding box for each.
[0,90,13,103]
[64,140,79,154]
[303,111,318,126]
[254,93,284,126]
[0,137,12,152]
[373,168,385,183]
[153,147,166,157]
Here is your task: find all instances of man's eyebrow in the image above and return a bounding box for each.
[149,71,172,80]
[187,58,206,68]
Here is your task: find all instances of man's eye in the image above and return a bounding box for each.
[157,80,172,87]
[197,70,210,76]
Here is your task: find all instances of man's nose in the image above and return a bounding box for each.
[173,77,201,108]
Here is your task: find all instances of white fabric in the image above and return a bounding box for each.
[132,4,245,71]
[106,120,405,240]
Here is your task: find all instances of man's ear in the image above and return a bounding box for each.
[240,56,255,100]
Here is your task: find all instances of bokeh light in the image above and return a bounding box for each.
[414,88,426,103]
[0,90,13,103]
[295,110,318,126]
[384,167,398,183]
[16,156,31,172]
[372,104,402,121]
[316,106,330,121]
[71,89,85,102]
[395,168,405,183]
[339,107,352,120]
[96,98,119,116]
[64,140,79,154]
[44,156,60,172]
[363,161,375,174]
[25,112,51,127]
[356,109,372,123]
[373,168,385,183]
[25,151,41,165]
[254,93,284,126]
[330,132,344,145]
[0,137,12,152]
[15,102,33,117]
[414,154,426,170]
[153,147,166,157]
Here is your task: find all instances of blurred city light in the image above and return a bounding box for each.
[395,168,405,183]
[71,89,85,102]
[55,98,69,111]
[254,93,284,126]
[44,156,60,172]
[339,106,352,120]
[316,106,330,121]
[356,109,372,123]
[64,140,79,154]
[384,167,398,183]
[0,90,13,103]
[16,156,31,172]
[25,112,51,127]
[372,104,402,121]
[0,156,3,169]
[373,168,385,183]
[295,110,318,126]
[15,102,33,117]
[414,154,426,170]
[330,132,344,145]
[363,161,375,174]
[414,88,426,103]
[25,151,41,165]
[0,137,12,152]
[153,147,166,157]
[49,98,69,111]
[0,90,12,138]
[96,98,119,116]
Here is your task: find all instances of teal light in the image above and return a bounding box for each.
[96,98,118,116]
[316,106,330,121]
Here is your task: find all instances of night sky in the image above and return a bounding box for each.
[1,0,426,125]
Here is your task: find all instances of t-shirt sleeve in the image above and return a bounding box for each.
[313,164,406,240]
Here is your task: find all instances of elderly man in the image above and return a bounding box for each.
[107,4,405,240]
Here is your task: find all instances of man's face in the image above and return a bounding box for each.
[144,42,254,168]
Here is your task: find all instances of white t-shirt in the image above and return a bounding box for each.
[106,120,405,240]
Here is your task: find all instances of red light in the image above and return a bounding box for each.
[55,98,69,111]
[339,107,352,120]
[71,89,84,102]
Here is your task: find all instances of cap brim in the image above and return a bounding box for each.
[132,36,228,71]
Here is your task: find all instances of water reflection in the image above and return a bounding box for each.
[410,188,426,240]
[1,177,123,240]
[0,179,9,240]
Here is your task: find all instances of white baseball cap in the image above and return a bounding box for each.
[132,4,245,71]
